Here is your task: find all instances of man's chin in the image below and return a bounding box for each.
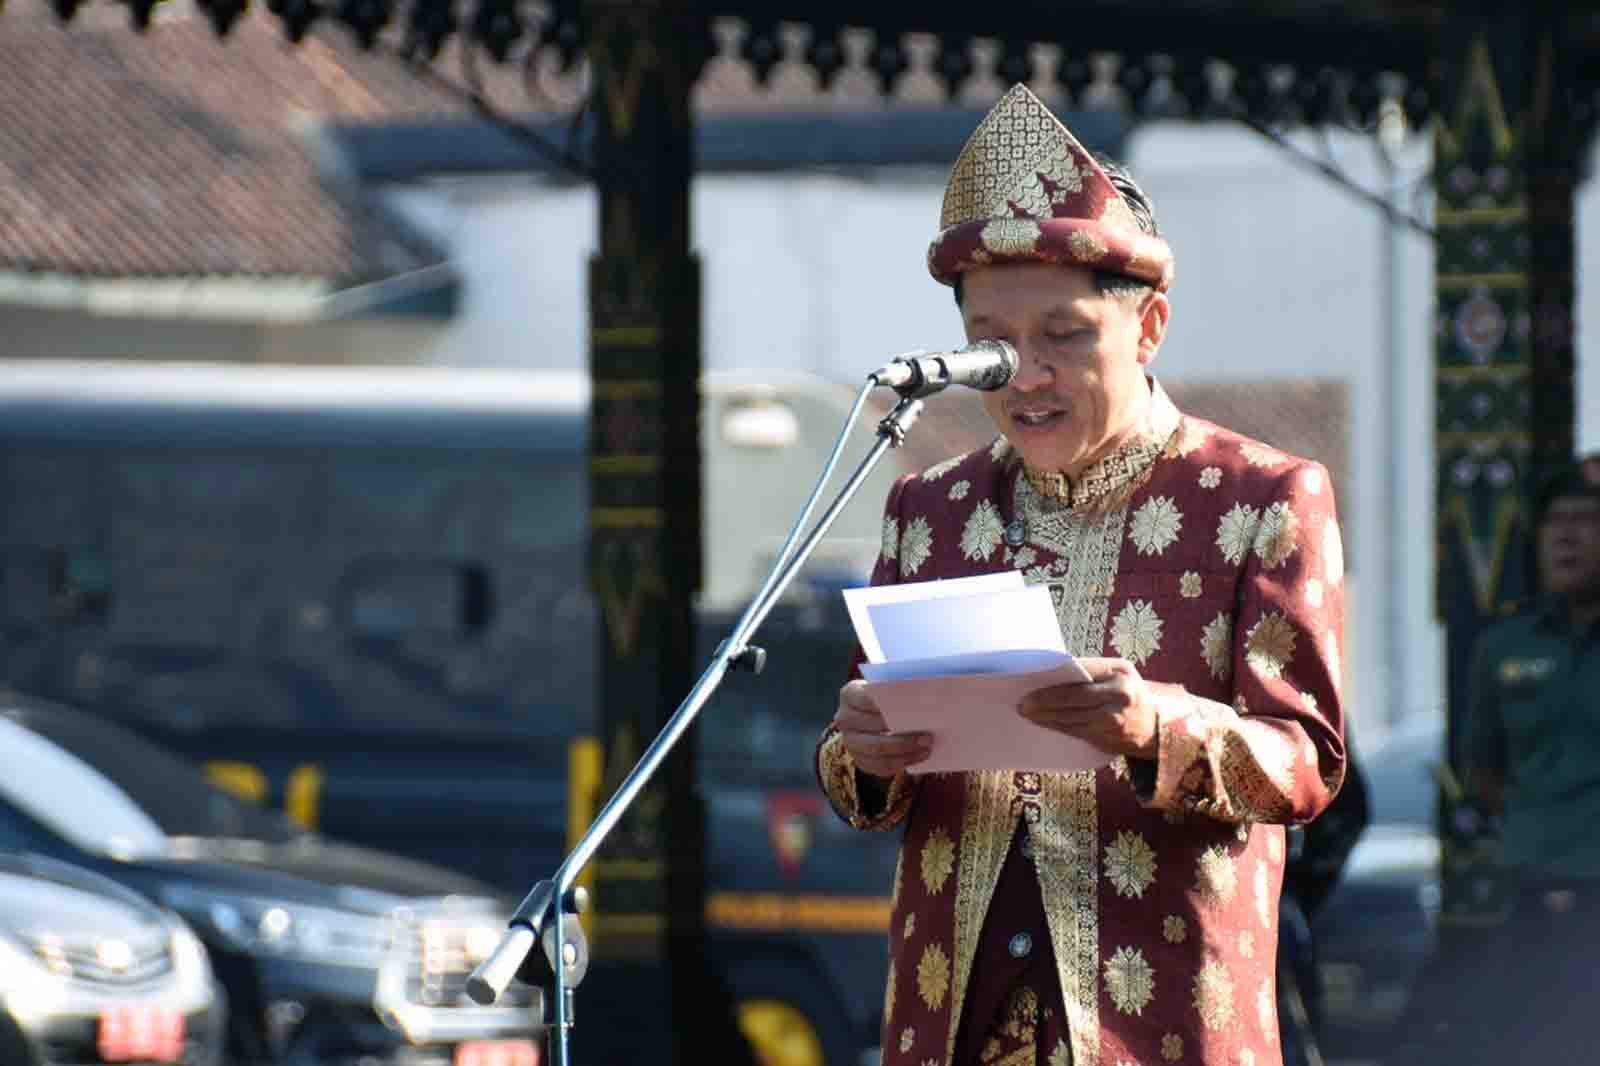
[1544,573,1600,599]
[1010,439,1094,477]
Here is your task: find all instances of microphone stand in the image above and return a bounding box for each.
[466,381,929,1066]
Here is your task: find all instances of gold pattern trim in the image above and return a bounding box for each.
[592,377,664,397]
[1436,272,1527,290]
[820,730,916,831]
[939,84,1097,231]
[945,771,1019,1066]
[1436,364,1530,382]
[1039,772,1100,1066]
[1021,381,1182,513]
[1015,482,1128,656]
[1435,203,1526,226]
[817,730,862,820]
[1031,501,1116,1066]
[590,455,661,476]
[591,507,664,529]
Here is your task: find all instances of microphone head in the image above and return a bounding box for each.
[965,338,1020,390]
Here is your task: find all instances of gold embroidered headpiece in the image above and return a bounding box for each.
[927,84,1175,292]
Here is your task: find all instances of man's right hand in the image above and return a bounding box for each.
[832,679,934,779]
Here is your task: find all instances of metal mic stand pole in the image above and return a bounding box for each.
[466,389,927,1066]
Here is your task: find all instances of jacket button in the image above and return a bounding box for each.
[1008,933,1032,958]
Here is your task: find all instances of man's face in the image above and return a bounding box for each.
[962,262,1168,476]
[1537,494,1600,600]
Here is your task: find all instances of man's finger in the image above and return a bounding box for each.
[833,702,891,734]
[1072,657,1136,680]
[850,731,934,759]
[1020,682,1107,711]
[841,678,879,711]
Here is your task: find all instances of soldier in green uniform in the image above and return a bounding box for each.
[1388,463,1600,1063]
[1465,465,1600,883]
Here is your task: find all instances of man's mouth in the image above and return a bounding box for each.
[1009,406,1068,429]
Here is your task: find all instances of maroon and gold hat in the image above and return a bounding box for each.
[927,83,1175,292]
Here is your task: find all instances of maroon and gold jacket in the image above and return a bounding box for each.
[816,381,1347,1066]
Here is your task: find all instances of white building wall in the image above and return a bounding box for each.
[380,127,1600,744]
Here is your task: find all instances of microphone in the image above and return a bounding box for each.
[869,339,1019,398]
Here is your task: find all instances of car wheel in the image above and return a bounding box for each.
[728,958,858,1066]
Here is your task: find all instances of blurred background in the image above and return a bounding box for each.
[4,3,1600,1065]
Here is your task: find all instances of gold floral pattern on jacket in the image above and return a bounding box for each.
[917,941,951,1010]
[1215,503,1262,565]
[1244,612,1297,679]
[1192,958,1235,1030]
[962,499,1007,561]
[1110,599,1163,666]
[899,516,934,577]
[1253,500,1300,569]
[1200,612,1234,682]
[1129,495,1183,556]
[921,828,956,895]
[1195,845,1238,903]
[1103,946,1155,1015]
[1103,831,1157,899]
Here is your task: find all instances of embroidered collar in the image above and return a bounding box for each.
[1018,378,1182,512]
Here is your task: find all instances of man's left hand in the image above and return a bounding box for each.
[1018,657,1181,760]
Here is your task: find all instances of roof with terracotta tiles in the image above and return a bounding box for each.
[0,5,466,282]
[0,3,1134,287]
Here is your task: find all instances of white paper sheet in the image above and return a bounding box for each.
[841,571,1023,663]
[839,574,1111,774]
[865,584,1065,663]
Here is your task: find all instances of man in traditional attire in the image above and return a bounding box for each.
[815,84,1348,1066]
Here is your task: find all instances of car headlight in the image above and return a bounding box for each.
[160,887,393,969]
[0,932,68,1026]
[167,918,215,997]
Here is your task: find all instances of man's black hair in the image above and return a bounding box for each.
[1531,462,1600,528]
[952,152,1160,308]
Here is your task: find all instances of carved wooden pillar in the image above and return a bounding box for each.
[1432,2,1584,925]
[580,3,741,1062]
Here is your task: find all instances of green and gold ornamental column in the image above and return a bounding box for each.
[580,3,745,1062]
[1432,5,1586,927]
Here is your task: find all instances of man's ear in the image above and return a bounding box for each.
[1137,292,1171,367]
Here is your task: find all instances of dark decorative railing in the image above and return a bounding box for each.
[28,0,1475,135]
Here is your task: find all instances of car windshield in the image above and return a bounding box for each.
[694,606,858,785]
[1364,712,1444,828]
[1,708,302,846]
[0,717,170,858]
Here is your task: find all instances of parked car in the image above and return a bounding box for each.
[1310,711,1444,1062]
[0,851,224,1066]
[0,696,543,1066]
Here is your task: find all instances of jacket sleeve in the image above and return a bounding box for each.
[815,473,922,832]
[1145,460,1348,825]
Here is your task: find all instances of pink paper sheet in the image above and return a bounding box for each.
[867,662,1113,775]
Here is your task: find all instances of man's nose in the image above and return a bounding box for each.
[1008,346,1053,391]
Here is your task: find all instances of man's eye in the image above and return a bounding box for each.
[1046,331,1088,344]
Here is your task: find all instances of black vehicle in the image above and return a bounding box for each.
[0,363,908,1066]
[0,852,225,1066]
[0,698,543,1066]
[1308,712,1443,1062]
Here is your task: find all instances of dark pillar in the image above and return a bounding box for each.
[1432,4,1585,926]
[580,3,739,1063]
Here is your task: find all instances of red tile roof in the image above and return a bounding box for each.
[0,6,468,281]
[0,5,1062,283]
